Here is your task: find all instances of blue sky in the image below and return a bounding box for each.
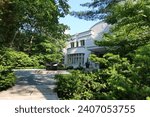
[59,0,99,35]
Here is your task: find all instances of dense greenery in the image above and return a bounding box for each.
[0,48,40,68]
[56,51,150,100]
[71,0,125,21]
[95,0,150,56]
[0,0,69,64]
[55,71,104,100]
[56,0,150,100]
[0,65,16,91]
[0,0,69,90]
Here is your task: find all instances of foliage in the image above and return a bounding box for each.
[93,1,150,99]
[0,0,70,65]
[55,70,105,100]
[133,44,150,86]
[0,0,69,45]
[56,0,150,100]
[95,0,150,56]
[0,48,39,68]
[0,65,16,91]
[71,0,125,21]
[90,53,150,99]
[72,0,150,56]
[0,0,70,91]
[56,53,150,100]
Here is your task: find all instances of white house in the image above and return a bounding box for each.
[64,21,109,69]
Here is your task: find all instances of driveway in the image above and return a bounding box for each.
[0,70,68,100]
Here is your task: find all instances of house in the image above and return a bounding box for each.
[63,21,110,69]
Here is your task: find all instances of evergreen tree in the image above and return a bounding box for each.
[95,0,150,56]
[71,0,125,22]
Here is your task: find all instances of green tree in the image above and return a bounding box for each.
[72,0,150,56]
[0,0,70,64]
[90,53,150,99]
[133,44,150,86]
[95,0,150,56]
[71,0,125,21]
[0,0,70,90]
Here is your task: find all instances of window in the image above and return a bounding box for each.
[80,40,85,46]
[76,41,78,47]
[67,53,84,65]
[71,42,74,48]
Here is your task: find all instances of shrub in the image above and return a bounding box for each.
[55,53,150,100]
[0,48,39,68]
[55,70,105,100]
[0,65,16,91]
[133,44,150,86]
[90,53,150,99]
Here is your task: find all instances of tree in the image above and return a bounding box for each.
[133,44,150,86]
[0,0,70,64]
[0,0,70,91]
[71,0,125,22]
[72,0,150,56]
[95,0,150,56]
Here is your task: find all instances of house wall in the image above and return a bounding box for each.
[64,21,109,69]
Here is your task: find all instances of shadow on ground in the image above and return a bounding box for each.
[14,70,58,100]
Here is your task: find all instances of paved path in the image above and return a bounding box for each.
[0,70,68,100]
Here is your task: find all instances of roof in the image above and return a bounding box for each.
[90,20,105,30]
[68,21,108,41]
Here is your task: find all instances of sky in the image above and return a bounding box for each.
[59,0,99,35]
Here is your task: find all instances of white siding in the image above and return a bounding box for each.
[64,21,109,68]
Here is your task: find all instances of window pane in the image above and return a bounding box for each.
[80,40,85,46]
[71,42,74,48]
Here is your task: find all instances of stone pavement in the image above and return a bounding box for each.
[0,70,68,100]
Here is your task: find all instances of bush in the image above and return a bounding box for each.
[55,70,104,100]
[0,65,16,91]
[90,53,150,100]
[55,53,150,100]
[133,44,150,86]
[0,48,39,68]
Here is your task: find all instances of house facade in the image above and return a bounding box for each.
[64,21,109,69]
